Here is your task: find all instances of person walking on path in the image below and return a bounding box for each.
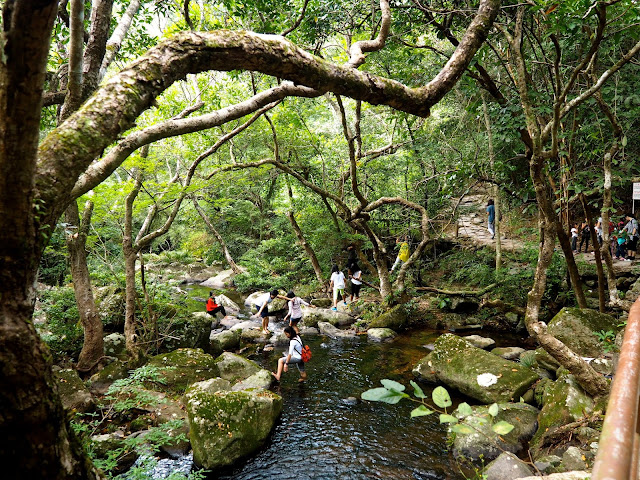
[330,265,347,311]
[390,237,410,272]
[252,289,280,334]
[349,263,363,302]
[283,290,315,334]
[272,326,307,382]
[206,292,229,319]
[623,213,639,261]
[486,199,496,239]
[578,220,590,253]
[570,223,579,252]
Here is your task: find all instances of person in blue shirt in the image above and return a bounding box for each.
[486,199,495,239]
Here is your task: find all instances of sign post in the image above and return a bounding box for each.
[633,183,640,214]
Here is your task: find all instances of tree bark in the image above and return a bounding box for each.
[581,196,607,312]
[286,211,326,289]
[191,196,242,274]
[555,220,588,308]
[65,201,104,372]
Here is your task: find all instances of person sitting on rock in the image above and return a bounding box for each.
[206,292,228,319]
[272,326,307,383]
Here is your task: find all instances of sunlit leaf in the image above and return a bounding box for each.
[488,403,499,417]
[411,405,434,417]
[381,379,406,392]
[451,423,474,434]
[439,414,458,424]
[361,387,406,404]
[492,421,514,435]
[432,386,452,408]
[410,380,426,399]
[456,402,473,417]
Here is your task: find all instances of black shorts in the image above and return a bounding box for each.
[255,305,269,317]
[290,316,302,325]
[351,283,362,296]
[628,237,638,251]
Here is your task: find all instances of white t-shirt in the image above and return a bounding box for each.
[571,227,578,238]
[596,217,603,235]
[287,336,303,361]
[258,292,274,307]
[351,270,362,285]
[288,297,309,319]
[331,271,345,289]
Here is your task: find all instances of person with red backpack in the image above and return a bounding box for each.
[272,326,309,382]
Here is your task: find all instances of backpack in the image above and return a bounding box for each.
[295,338,312,362]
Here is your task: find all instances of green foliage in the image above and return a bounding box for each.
[37,287,83,361]
[594,329,617,353]
[519,351,537,369]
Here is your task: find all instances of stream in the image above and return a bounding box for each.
[185,285,476,479]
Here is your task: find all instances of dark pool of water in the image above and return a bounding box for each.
[210,329,475,480]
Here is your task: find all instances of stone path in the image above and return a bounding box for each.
[456,194,639,274]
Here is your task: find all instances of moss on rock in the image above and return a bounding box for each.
[186,384,283,469]
[430,333,539,403]
[547,308,621,357]
[147,348,220,393]
[214,352,261,384]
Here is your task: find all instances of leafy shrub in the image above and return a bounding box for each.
[37,287,83,362]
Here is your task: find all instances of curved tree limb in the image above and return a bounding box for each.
[348,0,391,68]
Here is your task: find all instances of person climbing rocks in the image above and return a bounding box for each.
[206,292,229,319]
[349,262,363,302]
[486,199,495,239]
[390,236,410,272]
[623,213,638,261]
[330,265,346,311]
[272,326,307,383]
[252,289,280,334]
[283,290,315,334]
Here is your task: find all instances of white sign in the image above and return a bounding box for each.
[634,183,640,200]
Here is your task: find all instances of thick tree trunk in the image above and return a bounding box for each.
[0,2,102,477]
[65,201,104,372]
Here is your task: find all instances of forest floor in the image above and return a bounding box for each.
[457,193,638,274]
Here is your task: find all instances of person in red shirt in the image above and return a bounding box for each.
[206,292,227,318]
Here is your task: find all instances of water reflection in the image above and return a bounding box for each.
[212,331,472,480]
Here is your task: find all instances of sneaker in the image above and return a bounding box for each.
[331,307,337,311]
[343,301,347,306]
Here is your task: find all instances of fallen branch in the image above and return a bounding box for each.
[415,282,500,297]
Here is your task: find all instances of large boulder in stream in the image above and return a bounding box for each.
[302,308,354,328]
[200,269,236,289]
[214,352,261,384]
[318,322,357,338]
[186,376,283,470]
[450,402,539,461]
[426,334,539,403]
[160,313,213,352]
[209,329,241,356]
[547,307,621,357]
[368,304,412,330]
[146,348,220,393]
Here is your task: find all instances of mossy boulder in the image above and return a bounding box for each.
[146,348,220,393]
[159,314,213,353]
[103,333,127,359]
[95,285,126,332]
[214,352,261,384]
[209,329,241,356]
[55,368,94,413]
[318,321,357,338]
[90,357,147,394]
[547,308,620,357]
[302,308,354,327]
[232,369,273,391]
[186,382,283,469]
[529,369,595,455]
[367,328,397,342]
[429,334,539,403]
[368,304,410,330]
[311,298,332,308]
[450,402,539,461]
[491,347,525,361]
[484,452,534,480]
[412,352,439,384]
[533,348,561,374]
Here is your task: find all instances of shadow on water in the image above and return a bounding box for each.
[211,331,475,480]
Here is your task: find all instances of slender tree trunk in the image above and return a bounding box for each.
[555,219,588,308]
[482,93,501,270]
[123,175,142,355]
[138,252,158,352]
[191,196,242,274]
[581,196,606,312]
[65,201,104,372]
[286,212,326,288]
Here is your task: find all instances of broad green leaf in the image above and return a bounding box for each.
[361,387,406,404]
[432,386,452,409]
[622,135,628,147]
[492,421,514,435]
[456,402,473,416]
[381,379,406,392]
[410,405,434,417]
[488,403,499,417]
[439,414,458,424]
[410,380,426,399]
[451,423,474,435]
